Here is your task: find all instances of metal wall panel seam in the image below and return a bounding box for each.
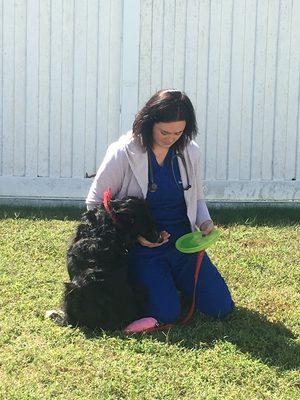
[93,0,100,173]
[0,0,3,175]
[284,0,299,180]
[271,0,281,181]
[120,0,141,135]
[225,0,234,181]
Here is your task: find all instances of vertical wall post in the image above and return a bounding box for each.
[120,0,141,135]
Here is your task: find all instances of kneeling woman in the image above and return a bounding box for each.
[86,89,234,324]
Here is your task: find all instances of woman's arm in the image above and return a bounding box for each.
[85,143,126,210]
[193,145,214,235]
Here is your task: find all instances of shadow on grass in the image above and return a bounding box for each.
[0,205,299,226]
[157,307,299,371]
[78,306,299,371]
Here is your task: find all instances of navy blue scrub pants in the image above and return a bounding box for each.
[128,246,234,324]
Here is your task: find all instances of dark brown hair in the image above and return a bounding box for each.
[132,89,198,151]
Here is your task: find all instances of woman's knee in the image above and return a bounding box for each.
[196,255,234,319]
[215,298,235,319]
[199,297,235,319]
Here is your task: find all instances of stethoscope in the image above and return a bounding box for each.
[147,148,192,193]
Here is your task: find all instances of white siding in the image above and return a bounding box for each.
[0,0,299,202]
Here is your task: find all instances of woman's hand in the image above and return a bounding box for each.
[137,230,170,248]
[200,220,214,236]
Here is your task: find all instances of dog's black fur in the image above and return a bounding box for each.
[62,196,160,330]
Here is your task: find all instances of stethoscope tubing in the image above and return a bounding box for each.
[147,148,191,192]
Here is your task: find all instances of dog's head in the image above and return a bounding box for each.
[74,197,161,247]
[109,197,160,244]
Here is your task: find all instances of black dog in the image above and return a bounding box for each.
[62,196,160,330]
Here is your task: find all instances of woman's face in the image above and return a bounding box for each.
[152,121,186,150]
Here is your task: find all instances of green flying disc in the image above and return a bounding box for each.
[175,229,220,254]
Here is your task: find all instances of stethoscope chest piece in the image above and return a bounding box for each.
[148,182,158,193]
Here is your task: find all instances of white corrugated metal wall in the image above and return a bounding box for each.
[138,0,300,201]
[0,0,124,199]
[0,0,299,202]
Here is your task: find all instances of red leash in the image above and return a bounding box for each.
[143,250,205,332]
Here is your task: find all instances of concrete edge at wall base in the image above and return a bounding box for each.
[0,196,299,208]
[1,177,299,202]
[206,200,300,208]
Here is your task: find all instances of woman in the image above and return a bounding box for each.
[86,89,234,324]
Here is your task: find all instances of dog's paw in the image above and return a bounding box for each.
[45,309,66,326]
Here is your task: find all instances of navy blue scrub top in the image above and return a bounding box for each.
[134,147,191,254]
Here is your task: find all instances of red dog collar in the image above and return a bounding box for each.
[103,188,117,223]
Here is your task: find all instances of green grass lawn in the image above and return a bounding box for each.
[0,206,299,399]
